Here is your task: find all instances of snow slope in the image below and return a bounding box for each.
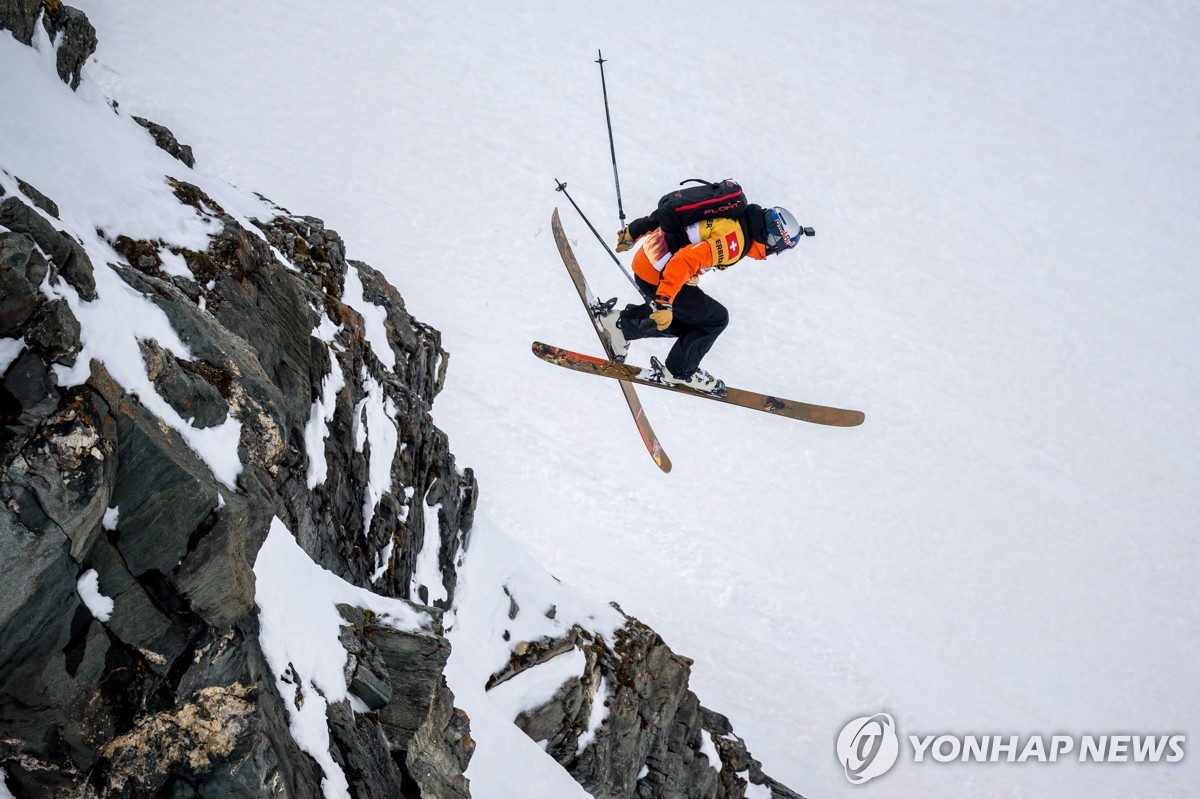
[1,25,606,797]
[60,2,1200,797]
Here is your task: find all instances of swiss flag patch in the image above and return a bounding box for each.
[726,233,739,257]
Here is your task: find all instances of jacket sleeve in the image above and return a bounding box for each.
[653,242,715,305]
[628,214,659,241]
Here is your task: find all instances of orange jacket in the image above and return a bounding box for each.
[631,217,767,305]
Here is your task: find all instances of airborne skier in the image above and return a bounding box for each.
[530,56,861,470]
[537,208,862,433]
[603,183,810,393]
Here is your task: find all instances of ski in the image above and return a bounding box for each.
[532,341,866,428]
[551,209,672,472]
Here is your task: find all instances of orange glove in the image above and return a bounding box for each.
[615,228,635,253]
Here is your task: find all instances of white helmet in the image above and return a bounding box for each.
[763,206,802,255]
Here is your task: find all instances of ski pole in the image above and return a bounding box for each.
[555,179,649,301]
[595,50,626,231]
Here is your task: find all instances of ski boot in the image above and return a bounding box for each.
[593,298,631,362]
[650,357,727,397]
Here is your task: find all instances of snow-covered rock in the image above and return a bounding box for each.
[0,5,802,798]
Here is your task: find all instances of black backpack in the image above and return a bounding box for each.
[653,179,749,253]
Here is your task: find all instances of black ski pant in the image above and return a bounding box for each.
[619,277,729,378]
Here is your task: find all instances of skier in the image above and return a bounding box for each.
[601,200,805,392]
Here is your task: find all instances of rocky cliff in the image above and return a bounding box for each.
[0,4,803,797]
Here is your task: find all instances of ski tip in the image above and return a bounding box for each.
[802,406,865,427]
[835,410,866,427]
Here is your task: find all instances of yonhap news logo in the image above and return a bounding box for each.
[836,712,1187,786]
[836,713,900,784]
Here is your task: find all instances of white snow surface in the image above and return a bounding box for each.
[351,368,398,534]
[38,2,1200,797]
[341,266,395,369]
[576,676,610,756]
[76,569,113,622]
[411,501,447,604]
[0,337,25,375]
[304,316,346,489]
[446,512,624,798]
[101,506,119,531]
[698,727,721,771]
[0,768,14,799]
[156,248,194,280]
[742,777,772,799]
[0,26,255,489]
[253,517,432,799]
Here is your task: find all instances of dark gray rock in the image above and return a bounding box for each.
[352,259,448,402]
[0,231,48,336]
[0,1,98,90]
[700,708,806,799]
[327,700,411,799]
[0,230,49,286]
[169,619,328,799]
[255,214,344,296]
[88,532,197,674]
[1,380,114,559]
[0,503,75,676]
[0,176,478,799]
[75,618,326,798]
[24,297,81,366]
[172,486,271,630]
[140,338,229,428]
[106,387,222,578]
[15,177,59,218]
[372,620,472,799]
[42,2,97,90]
[486,629,580,690]
[0,196,96,301]
[494,615,806,799]
[514,660,584,744]
[0,380,158,787]
[134,116,196,168]
[243,211,478,605]
[338,606,393,711]
[1,348,58,449]
[0,0,42,46]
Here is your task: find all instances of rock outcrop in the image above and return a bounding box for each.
[1,4,805,798]
[486,612,802,799]
[0,0,96,88]
[0,168,477,795]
